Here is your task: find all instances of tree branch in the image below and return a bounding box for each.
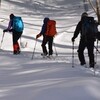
[87,0,97,14]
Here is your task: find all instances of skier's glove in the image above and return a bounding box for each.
[9,29,13,32]
[3,29,8,32]
[71,37,75,42]
[36,34,41,39]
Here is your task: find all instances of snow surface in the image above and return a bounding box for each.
[0,0,100,100]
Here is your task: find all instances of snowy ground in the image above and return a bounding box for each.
[0,0,100,100]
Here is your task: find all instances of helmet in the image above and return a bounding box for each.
[10,13,14,19]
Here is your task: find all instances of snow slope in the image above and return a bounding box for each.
[0,0,100,100]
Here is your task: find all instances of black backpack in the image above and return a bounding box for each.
[81,16,98,41]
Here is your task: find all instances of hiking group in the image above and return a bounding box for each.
[3,14,57,57]
[2,12,100,68]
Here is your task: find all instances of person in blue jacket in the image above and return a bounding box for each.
[36,17,50,56]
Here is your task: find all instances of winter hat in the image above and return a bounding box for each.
[10,13,14,19]
[81,12,88,18]
[43,17,49,23]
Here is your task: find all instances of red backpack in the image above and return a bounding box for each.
[46,20,57,37]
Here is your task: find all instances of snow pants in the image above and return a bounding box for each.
[77,38,95,67]
[41,35,53,55]
[12,30,22,54]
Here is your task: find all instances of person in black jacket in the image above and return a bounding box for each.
[71,12,95,68]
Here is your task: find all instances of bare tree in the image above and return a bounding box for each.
[88,0,100,23]
[96,0,100,23]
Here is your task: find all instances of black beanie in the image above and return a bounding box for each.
[10,13,14,19]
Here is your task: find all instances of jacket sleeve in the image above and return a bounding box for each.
[6,20,13,31]
[73,21,81,39]
[40,23,47,35]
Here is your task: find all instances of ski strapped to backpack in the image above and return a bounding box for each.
[13,16,24,32]
[46,20,57,37]
[82,16,98,41]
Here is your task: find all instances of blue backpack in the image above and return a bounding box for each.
[13,16,24,32]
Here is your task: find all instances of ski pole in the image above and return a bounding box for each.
[72,41,74,68]
[94,45,100,54]
[94,40,99,76]
[95,39,99,63]
[53,42,58,56]
[0,32,5,49]
[31,39,37,60]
